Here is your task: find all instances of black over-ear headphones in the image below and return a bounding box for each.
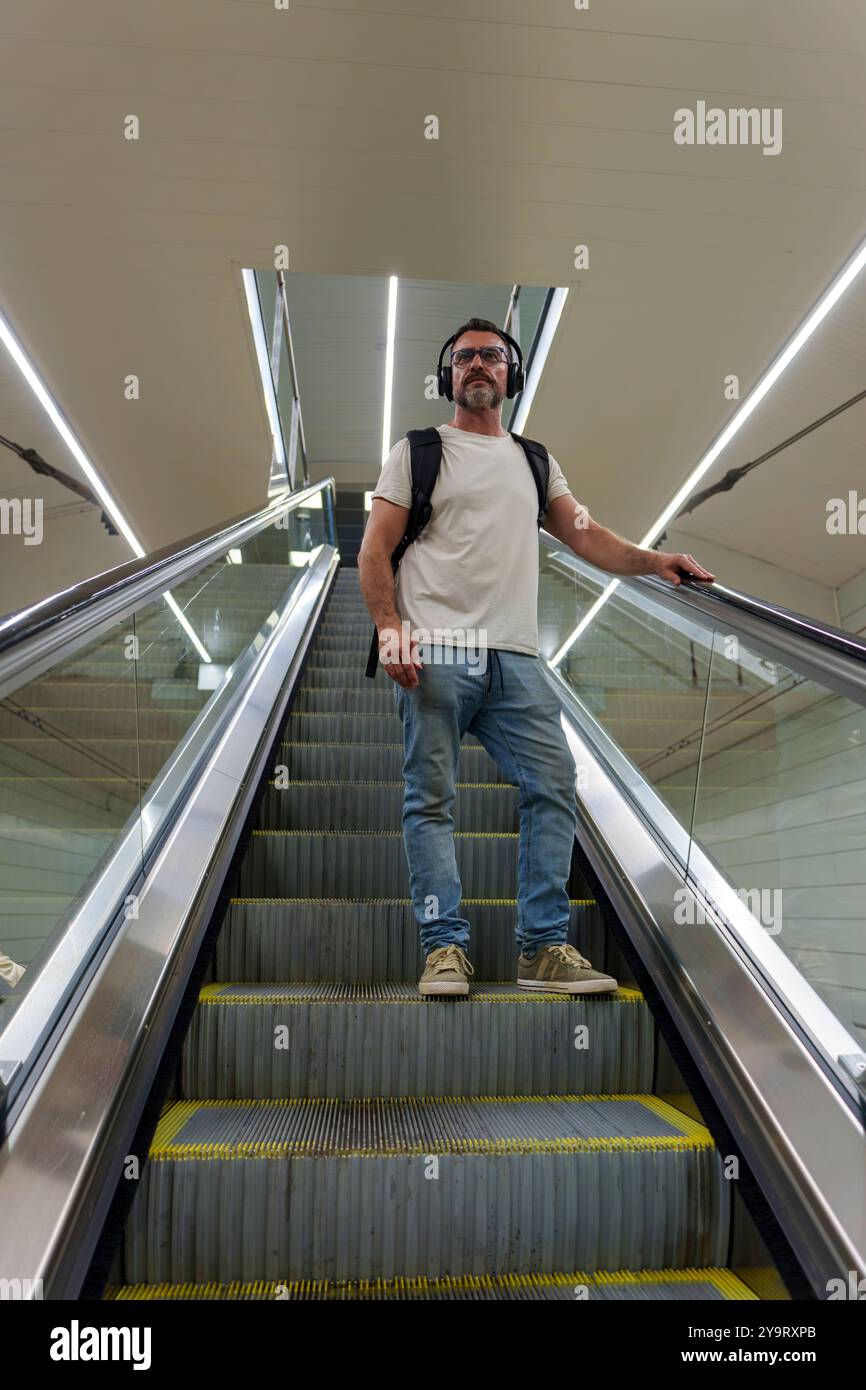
[436,327,525,402]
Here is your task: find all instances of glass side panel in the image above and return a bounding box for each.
[0,626,143,1013]
[540,547,711,835]
[539,544,866,1072]
[693,634,866,1048]
[0,490,331,1063]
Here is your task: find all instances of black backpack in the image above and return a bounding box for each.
[364,426,550,678]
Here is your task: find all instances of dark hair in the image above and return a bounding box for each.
[450,317,513,357]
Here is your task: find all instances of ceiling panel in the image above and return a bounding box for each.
[0,0,863,619]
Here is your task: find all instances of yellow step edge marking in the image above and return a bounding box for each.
[593,1268,756,1299]
[151,1101,201,1149]
[196,985,644,1006]
[148,1094,715,1159]
[733,1265,788,1301]
[638,1094,716,1145]
[106,1266,755,1301]
[150,1136,713,1159]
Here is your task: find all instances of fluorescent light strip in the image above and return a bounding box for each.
[164,593,211,662]
[510,287,569,435]
[242,269,286,471]
[548,577,620,667]
[549,232,866,667]
[0,306,211,662]
[0,308,144,557]
[381,276,399,465]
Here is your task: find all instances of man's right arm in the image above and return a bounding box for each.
[357,497,424,688]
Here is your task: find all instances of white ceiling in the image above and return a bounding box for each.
[1,0,865,617]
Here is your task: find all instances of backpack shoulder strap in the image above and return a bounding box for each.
[364,427,443,678]
[509,431,550,527]
[391,427,443,569]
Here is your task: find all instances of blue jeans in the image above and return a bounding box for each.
[393,646,577,958]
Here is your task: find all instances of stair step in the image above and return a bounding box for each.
[277,742,507,781]
[314,634,380,652]
[258,780,518,831]
[297,667,391,689]
[123,1095,727,1284]
[182,983,653,1098]
[236,830,530,897]
[293,688,398,712]
[305,652,382,670]
[285,712,447,744]
[215,899,606,983]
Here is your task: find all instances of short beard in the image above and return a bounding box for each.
[455,380,503,411]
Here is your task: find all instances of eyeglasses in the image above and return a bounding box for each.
[450,345,510,367]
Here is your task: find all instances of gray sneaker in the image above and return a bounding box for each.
[517,943,618,994]
[419,944,474,997]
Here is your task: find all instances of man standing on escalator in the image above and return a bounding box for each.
[359,318,714,997]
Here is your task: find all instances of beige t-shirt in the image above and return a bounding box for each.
[371,423,574,657]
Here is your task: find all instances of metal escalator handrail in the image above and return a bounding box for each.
[540,533,866,700]
[0,477,336,671]
[639,570,866,661]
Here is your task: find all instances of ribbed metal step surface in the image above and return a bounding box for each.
[279,742,506,781]
[259,780,518,831]
[114,565,746,1300]
[124,1095,727,1284]
[238,830,525,898]
[181,983,654,1098]
[214,899,606,983]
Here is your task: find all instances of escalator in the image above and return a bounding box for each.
[0,489,863,1303]
[114,566,747,1301]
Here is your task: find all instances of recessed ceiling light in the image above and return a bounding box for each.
[381,276,399,466]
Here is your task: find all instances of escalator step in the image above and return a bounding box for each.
[215,898,606,983]
[237,830,522,897]
[294,688,399,712]
[298,667,391,687]
[284,712,477,744]
[305,651,393,669]
[314,635,384,653]
[182,983,653,1098]
[123,1095,728,1283]
[278,742,506,781]
[258,780,518,831]
[107,1266,757,1301]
